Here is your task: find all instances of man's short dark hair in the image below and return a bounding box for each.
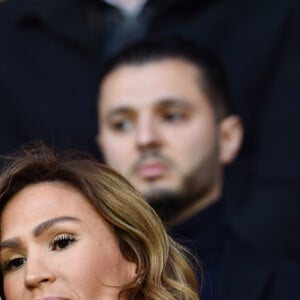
[99,36,233,120]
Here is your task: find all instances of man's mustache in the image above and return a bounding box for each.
[131,149,172,174]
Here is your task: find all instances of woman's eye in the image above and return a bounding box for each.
[1,257,26,274]
[50,234,77,251]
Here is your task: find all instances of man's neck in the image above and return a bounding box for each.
[167,187,222,227]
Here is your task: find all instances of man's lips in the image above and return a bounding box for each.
[137,162,167,179]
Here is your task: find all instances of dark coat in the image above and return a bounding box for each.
[171,202,300,300]
[216,231,300,300]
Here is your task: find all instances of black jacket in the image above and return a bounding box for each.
[171,201,300,300]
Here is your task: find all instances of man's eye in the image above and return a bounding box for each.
[50,233,77,251]
[111,119,133,131]
[163,112,186,122]
[1,257,26,274]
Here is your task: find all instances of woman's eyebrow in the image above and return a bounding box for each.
[0,216,80,250]
[33,216,80,237]
[0,238,21,250]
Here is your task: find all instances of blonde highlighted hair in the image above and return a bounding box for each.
[0,142,200,300]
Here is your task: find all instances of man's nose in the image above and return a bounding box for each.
[24,255,56,290]
[136,117,161,149]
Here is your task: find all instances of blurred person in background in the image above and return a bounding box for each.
[96,37,300,300]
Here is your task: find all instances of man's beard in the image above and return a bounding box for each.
[142,152,220,224]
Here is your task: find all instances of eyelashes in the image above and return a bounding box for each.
[49,233,77,251]
[1,256,25,275]
[0,233,77,275]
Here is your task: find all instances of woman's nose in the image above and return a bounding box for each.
[24,256,56,290]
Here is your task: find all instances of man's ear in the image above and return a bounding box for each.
[218,115,243,165]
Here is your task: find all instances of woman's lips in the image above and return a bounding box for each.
[37,297,70,300]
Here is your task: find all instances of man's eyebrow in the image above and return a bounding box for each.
[33,216,80,237]
[105,107,133,119]
[156,98,194,109]
[106,98,193,117]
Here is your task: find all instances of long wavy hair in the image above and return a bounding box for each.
[0,142,199,300]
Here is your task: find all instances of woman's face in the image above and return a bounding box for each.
[0,181,136,300]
